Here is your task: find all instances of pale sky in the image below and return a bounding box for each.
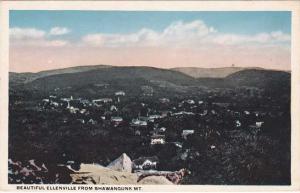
[9,11,291,72]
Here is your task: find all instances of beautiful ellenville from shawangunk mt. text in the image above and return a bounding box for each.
[8,11,291,185]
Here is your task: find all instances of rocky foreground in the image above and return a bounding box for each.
[9,153,188,185]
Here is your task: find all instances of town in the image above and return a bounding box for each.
[8,78,290,184]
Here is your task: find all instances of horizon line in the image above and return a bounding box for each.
[9,64,291,74]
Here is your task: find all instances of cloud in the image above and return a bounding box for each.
[10,27,69,47]
[81,20,290,48]
[49,27,70,35]
[212,31,291,45]
[11,39,69,47]
[10,27,46,40]
[82,28,158,47]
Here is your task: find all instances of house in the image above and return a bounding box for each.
[182,130,194,139]
[111,116,123,121]
[87,119,97,125]
[135,130,141,136]
[69,106,80,114]
[235,120,242,127]
[151,138,165,145]
[51,102,59,107]
[244,111,250,115]
[80,99,91,107]
[92,98,113,104]
[171,142,183,148]
[115,91,125,96]
[256,121,264,127]
[248,122,264,135]
[199,110,208,116]
[110,105,118,111]
[131,119,147,127]
[132,156,159,171]
[61,98,71,102]
[158,127,166,133]
[111,117,123,127]
[151,134,165,145]
[42,99,50,103]
[80,109,87,114]
[172,111,195,116]
[159,98,170,103]
[148,114,162,122]
[186,99,195,105]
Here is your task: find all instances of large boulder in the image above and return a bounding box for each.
[138,176,173,185]
[71,163,138,184]
[107,153,132,173]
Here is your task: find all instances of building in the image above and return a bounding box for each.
[151,138,165,145]
[131,119,147,127]
[92,98,113,104]
[182,130,194,139]
[87,119,97,125]
[110,105,118,111]
[151,134,165,145]
[115,91,126,96]
[148,115,162,122]
[159,98,170,104]
[111,117,123,127]
[158,127,166,133]
[186,99,195,105]
[256,121,264,127]
[132,156,159,171]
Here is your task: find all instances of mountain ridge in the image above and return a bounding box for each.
[10,64,290,86]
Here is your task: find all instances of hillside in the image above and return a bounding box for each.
[10,65,291,99]
[171,67,267,78]
[10,64,112,85]
[22,66,198,96]
[171,67,247,78]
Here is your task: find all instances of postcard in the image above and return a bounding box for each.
[0,1,300,192]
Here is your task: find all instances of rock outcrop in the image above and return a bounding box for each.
[70,163,176,185]
[71,164,138,184]
[107,153,132,173]
[138,176,173,185]
[9,154,187,185]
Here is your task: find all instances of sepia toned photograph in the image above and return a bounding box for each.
[1,1,299,190]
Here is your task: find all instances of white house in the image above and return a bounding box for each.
[115,91,125,96]
[93,98,113,104]
[182,130,195,139]
[159,98,170,103]
[186,99,195,105]
[111,117,123,122]
[148,114,162,122]
[255,121,264,128]
[151,138,165,145]
[158,127,167,132]
[110,105,118,111]
[131,119,147,126]
[87,119,97,125]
